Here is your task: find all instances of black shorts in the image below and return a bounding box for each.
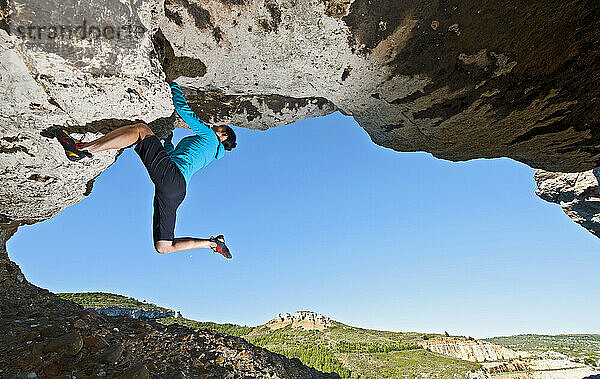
[135,136,186,243]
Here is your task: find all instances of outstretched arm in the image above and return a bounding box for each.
[169,82,213,138]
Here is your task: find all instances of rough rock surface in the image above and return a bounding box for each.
[483,361,528,375]
[0,234,339,378]
[417,337,521,363]
[158,0,600,172]
[92,307,181,321]
[534,169,600,238]
[0,0,180,227]
[1,0,599,230]
[267,311,333,331]
[0,0,599,374]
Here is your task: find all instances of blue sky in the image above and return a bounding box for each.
[8,112,600,338]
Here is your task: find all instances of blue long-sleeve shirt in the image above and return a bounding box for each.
[166,82,225,183]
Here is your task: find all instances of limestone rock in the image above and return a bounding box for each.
[534,169,600,238]
[159,0,600,171]
[92,306,177,320]
[417,337,521,363]
[0,0,173,228]
[0,0,599,374]
[0,227,21,284]
[485,362,528,375]
[267,311,333,331]
[1,0,599,232]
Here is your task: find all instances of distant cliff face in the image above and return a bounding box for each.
[91,306,183,321]
[534,169,600,238]
[418,337,521,362]
[483,361,528,374]
[266,311,333,331]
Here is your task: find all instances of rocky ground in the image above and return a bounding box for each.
[0,289,339,378]
[0,232,338,379]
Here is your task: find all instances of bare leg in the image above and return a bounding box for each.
[155,238,217,254]
[80,123,154,153]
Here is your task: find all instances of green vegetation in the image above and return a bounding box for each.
[159,317,253,337]
[271,344,351,378]
[343,349,481,378]
[58,292,253,336]
[57,292,168,311]
[487,334,600,363]
[245,324,478,378]
[60,292,481,378]
[335,340,419,354]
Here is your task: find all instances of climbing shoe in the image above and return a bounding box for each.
[55,129,92,162]
[210,235,232,259]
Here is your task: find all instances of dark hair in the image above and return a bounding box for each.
[220,125,237,151]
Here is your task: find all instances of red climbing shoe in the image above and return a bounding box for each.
[210,235,232,259]
[55,129,92,162]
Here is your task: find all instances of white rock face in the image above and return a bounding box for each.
[0,30,122,225]
[534,169,600,238]
[92,306,176,320]
[267,311,333,331]
[157,0,600,173]
[418,337,521,362]
[0,0,174,226]
[1,0,600,237]
[160,0,421,133]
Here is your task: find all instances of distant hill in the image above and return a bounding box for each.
[59,292,481,378]
[60,292,600,378]
[245,317,480,378]
[487,334,600,364]
[58,292,169,311]
[57,292,253,336]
